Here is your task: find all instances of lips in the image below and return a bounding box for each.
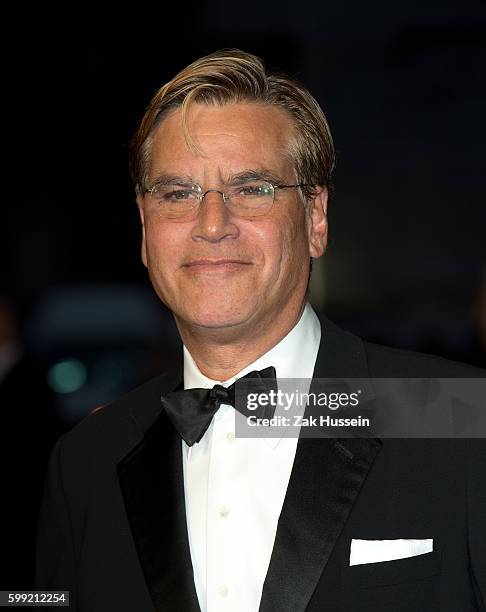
[182,259,252,272]
[184,259,250,267]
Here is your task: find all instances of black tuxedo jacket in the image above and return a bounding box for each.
[36,317,486,611]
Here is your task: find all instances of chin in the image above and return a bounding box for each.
[181,301,254,331]
[190,313,248,330]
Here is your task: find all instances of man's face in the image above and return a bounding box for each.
[137,102,327,339]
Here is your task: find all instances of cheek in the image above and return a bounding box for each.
[248,222,282,273]
[278,215,308,264]
[252,221,301,281]
[144,221,181,273]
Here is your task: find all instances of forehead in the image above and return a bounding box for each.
[148,102,296,179]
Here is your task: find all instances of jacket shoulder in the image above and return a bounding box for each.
[363,340,486,378]
[56,368,182,466]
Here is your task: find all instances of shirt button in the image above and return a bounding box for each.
[226,431,235,444]
[217,585,229,598]
[218,506,231,519]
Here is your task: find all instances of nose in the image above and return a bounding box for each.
[191,189,239,243]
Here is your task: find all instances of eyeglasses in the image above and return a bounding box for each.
[144,180,310,219]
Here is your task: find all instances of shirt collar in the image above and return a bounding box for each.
[183,302,321,447]
[184,302,320,388]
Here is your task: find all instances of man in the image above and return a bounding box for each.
[37,49,485,611]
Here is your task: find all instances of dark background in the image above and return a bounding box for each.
[0,0,485,589]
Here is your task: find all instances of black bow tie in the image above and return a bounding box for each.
[161,366,277,446]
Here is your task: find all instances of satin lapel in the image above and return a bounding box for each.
[117,370,200,612]
[259,315,382,612]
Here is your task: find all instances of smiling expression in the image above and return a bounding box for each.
[137,102,328,342]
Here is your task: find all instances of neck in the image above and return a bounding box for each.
[176,301,306,381]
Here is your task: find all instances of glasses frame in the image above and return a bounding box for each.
[144,181,311,218]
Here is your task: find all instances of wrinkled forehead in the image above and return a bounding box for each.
[147,102,297,182]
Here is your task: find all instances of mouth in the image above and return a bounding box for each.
[182,259,252,273]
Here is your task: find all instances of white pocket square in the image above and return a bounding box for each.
[349,538,433,566]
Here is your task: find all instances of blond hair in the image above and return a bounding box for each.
[129,49,335,200]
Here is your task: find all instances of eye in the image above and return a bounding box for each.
[151,184,200,202]
[236,183,273,197]
[163,189,196,201]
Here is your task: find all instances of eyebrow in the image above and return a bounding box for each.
[225,168,284,185]
[148,174,195,189]
[148,168,285,190]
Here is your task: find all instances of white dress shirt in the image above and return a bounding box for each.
[182,302,321,612]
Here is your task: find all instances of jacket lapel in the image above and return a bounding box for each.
[117,368,201,612]
[116,315,382,612]
[259,315,382,612]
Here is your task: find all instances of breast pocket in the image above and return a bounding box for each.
[343,549,441,589]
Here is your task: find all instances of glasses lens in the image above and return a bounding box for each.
[226,181,274,217]
[150,183,200,218]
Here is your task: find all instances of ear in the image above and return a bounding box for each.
[136,194,148,268]
[306,187,328,258]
